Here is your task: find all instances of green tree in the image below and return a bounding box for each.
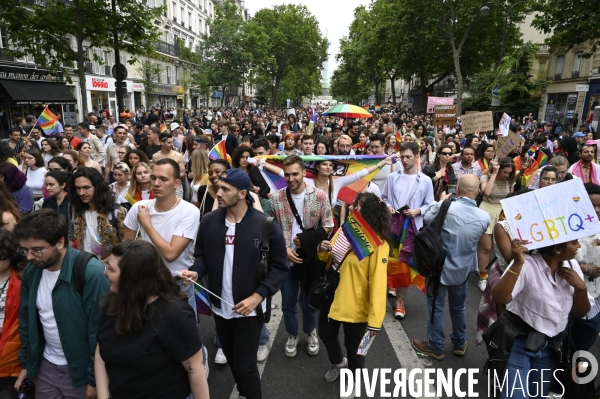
[531,0,600,55]
[138,60,162,108]
[248,4,327,108]
[0,0,163,116]
[463,70,496,111]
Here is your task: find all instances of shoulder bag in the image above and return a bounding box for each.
[255,217,273,323]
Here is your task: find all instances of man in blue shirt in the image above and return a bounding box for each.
[412,174,489,360]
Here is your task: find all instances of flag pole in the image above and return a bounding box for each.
[28,105,49,137]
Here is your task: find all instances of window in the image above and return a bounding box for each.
[181,7,185,24]
[199,18,203,33]
[573,51,583,73]
[204,0,207,10]
[104,51,112,67]
[556,55,565,76]
[188,12,192,29]
[172,1,177,20]
[0,27,8,48]
[166,66,172,84]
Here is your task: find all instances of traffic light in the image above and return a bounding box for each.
[119,81,127,96]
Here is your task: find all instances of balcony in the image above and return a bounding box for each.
[554,73,562,80]
[104,65,111,76]
[84,62,92,73]
[0,48,15,62]
[154,40,180,57]
[536,44,550,54]
[572,70,580,78]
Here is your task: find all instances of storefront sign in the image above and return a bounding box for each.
[545,103,556,122]
[576,84,589,92]
[461,111,494,134]
[501,179,600,250]
[427,96,454,113]
[0,65,63,81]
[86,76,115,91]
[133,83,145,91]
[567,94,578,105]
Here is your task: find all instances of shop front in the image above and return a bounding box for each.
[154,85,177,109]
[582,81,600,124]
[133,82,144,109]
[0,65,76,139]
[543,81,587,127]
[85,76,135,117]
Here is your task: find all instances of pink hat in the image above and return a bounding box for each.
[585,139,597,146]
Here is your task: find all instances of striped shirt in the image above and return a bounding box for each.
[331,230,351,271]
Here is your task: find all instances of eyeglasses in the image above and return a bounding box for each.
[439,152,452,156]
[232,129,240,132]
[17,244,53,258]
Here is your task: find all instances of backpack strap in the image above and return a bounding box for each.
[73,251,96,296]
[434,199,454,234]
[255,217,273,323]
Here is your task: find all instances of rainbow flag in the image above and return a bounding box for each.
[395,131,402,153]
[374,105,381,112]
[536,151,548,167]
[256,155,386,204]
[194,279,212,319]
[208,140,231,162]
[342,210,382,260]
[515,155,539,187]
[160,122,168,134]
[527,145,537,158]
[35,107,58,134]
[389,215,426,294]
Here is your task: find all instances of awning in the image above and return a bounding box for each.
[0,80,76,105]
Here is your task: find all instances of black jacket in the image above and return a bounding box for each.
[214,132,238,156]
[190,207,289,309]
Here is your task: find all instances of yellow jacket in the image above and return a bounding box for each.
[318,231,389,330]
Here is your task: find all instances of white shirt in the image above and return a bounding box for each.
[212,220,266,319]
[37,269,67,365]
[289,190,305,265]
[83,210,103,256]
[25,167,47,195]
[124,199,200,275]
[109,182,130,204]
[0,278,9,331]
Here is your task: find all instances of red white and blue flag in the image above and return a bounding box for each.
[311,106,318,123]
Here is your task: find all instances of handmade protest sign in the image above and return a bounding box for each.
[500,179,600,250]
[499,112,511,136]
[427,96,454,113]
[461,111,494,135]
[433,105,457,126]
[495,130,522,159]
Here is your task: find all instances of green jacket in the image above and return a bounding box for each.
[18,247,109,387]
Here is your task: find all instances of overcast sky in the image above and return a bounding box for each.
[244,0,370,83]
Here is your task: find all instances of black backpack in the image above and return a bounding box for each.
[412,199,453,324]
[412,199,453,278]
[72,251,97,296]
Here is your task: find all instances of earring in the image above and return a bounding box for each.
[555,251,561,255]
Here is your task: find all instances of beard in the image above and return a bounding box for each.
[31,247,62,270]
[339,148,351,155]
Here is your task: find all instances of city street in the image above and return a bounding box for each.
[200,273,600,399]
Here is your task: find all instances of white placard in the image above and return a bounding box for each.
[577,84,590,92]
[500,179,600,250]
[499,112,511,137]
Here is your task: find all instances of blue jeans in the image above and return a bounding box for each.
[501,337,556,399]
[426,278,468,353]
[281,269,319,337]
[216,324,269,347]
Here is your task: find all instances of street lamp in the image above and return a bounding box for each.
[480,1,532,63]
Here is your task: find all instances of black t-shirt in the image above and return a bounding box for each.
[97,297,202,399]
[146,144,162,159]
[197,185,215,218]
[134,132,147,146]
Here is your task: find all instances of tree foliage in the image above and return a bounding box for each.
[531,0,600,55]
[248,4,327,107]
[0,0,163,115]
[137,60,162,108]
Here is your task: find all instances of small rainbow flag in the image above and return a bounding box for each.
[374,105,381,112]
[536,151,548,167]
[342,210,382,261]
[527,145,537,158]
[194,279,212,319]
[395,131,402,153]
[160,122,168,134]
[35,107,58,134]
[208,140,231,163]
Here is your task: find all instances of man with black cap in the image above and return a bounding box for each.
[183,168,288,399]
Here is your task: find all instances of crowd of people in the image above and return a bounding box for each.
[0,104,599,399]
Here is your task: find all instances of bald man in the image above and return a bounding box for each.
[411,174,490,360]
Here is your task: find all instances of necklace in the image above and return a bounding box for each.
[154,198,180,212]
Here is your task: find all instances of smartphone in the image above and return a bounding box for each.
[445,185,457,194]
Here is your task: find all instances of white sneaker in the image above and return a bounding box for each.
[478,279,487,292]
[202,345,210,379]
[214,348,227,364]
[285,335,298,357]
[257,343,271,362]
[306,329,319,356]
[324,357,347,382]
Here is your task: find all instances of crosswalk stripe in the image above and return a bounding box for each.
[228,292,283,399]
[382,301,439,399]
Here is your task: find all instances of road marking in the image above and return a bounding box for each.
[228,292,283,399]
[383,301,439,399]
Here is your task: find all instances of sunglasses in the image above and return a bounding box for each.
[439,152,452,156]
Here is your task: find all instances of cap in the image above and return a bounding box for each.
[585,139,597,146]
[204,129,213,135]
[170,122,180,131]
[573,132,586,138]
[89,125,96,131]
[218,168,255,203]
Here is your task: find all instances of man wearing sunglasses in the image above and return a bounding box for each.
[14,210,109,399]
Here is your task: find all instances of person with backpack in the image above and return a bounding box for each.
[70,167,128,260]
[411,174,489,360]
[13,209,110,398]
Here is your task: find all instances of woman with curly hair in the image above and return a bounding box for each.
[126,149,149,170]
[0,163,33,214]
[0,182,20,232]
[384,134,397,155]
[40,138,61,166]
[317,193,390,391]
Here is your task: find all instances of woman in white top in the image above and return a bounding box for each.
[109,162,130,204]
[21,148,47,199]
[41,138,61,166]
[76,142,102,174]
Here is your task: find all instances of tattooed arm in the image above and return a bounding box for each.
[182,349,210,399]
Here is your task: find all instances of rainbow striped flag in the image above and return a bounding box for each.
[395,131,402,153]
[256,155,386,205]
[208,140,231,163]
[342,210,382,260]
[160,122,168,134]
[374,105,381,112]
[194,279,212,319]
[527,145,537,158]
[536,151,548,167]
[35,107,58,134]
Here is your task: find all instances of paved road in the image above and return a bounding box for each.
[201,273,600,399]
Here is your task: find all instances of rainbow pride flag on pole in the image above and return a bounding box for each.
[208,140,231,163]
[194,279,212,320]
[160,122,168,134]
[342,210,382,260]
[35,107,58,135]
